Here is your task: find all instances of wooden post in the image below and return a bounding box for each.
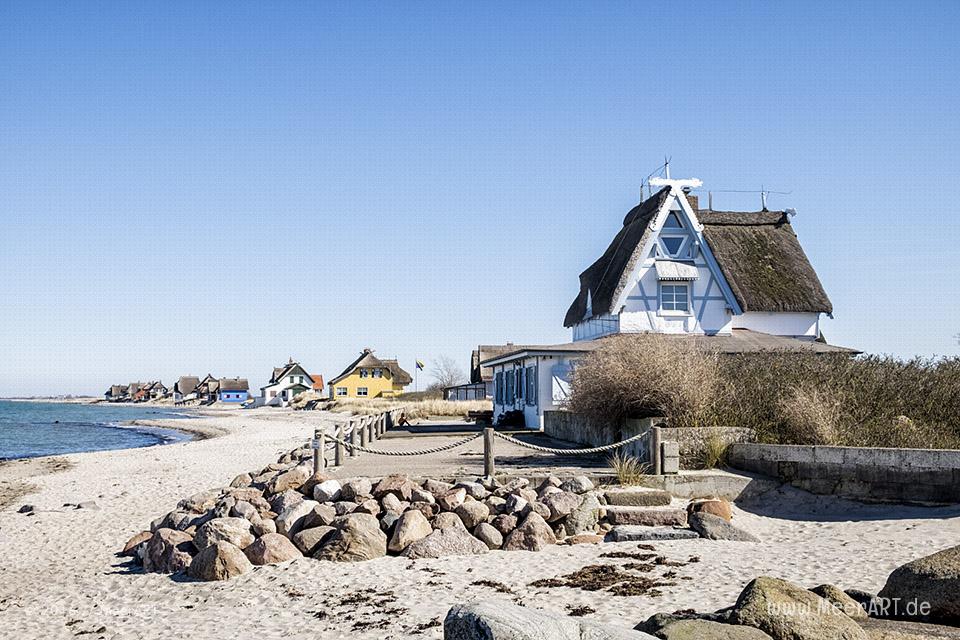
[335,424,344,467]
[360,418,368,448]
[368,416,375,441]
[313,428,325,473]
[349,420,358,457]
[650,426,662,476]
[483,427,495,478]
[379,414,386,436]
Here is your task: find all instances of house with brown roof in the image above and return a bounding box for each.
[173,376,200,403]
[328,349,412,399]
[483,176,857,428]
[261,359,315,406]
[217,378,250,403]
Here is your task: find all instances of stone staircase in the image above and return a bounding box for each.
[599,486,709,542]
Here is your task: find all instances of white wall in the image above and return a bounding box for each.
[731,312,820,338]
[491,354,581,429]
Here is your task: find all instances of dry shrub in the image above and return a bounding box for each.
[698,433,731,469]
[775,383,842,445]
[567,334,722,428]
[332,397,491,419]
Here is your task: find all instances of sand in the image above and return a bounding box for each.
[1,408,959,639]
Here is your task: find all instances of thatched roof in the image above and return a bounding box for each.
[564,187,671,327]
[219,378,249,392]
[700,211,832,314]
[329,349,412,386]
[174,376,199,394]
[268,361,313,385]
[564,190,832,326]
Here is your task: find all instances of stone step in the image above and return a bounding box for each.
[605,506,688,527]
[603,487,672,507]
[605,526,700,542]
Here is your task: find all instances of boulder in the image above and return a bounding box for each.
[373,474,418,501]
[275,500,320,538]
[292,526,335,555]
[433,512,467,531]
[299,471,333,497]
[688,498,733,522]
[493,478,529,497]
[340,477,373,502]
[605,506,687,527]
[268,489,305,515]
[455,500,490,530]
[230,473,252,488]
[877,545,960,625]
[211,495,236,518]
[422,478,453,495]
[401,526,490,559]
[411,488,435,504]
[409,501,440,519]
[142,528,194,573]
[355,498,381,516]
[603,488,672,507]
[380,510,402,534]
[537,476,563,493]
[194,517,255,551]
[473,523,503,550]
[856,618,960,639]
[312,479,342,503]
[485,496,507,514]
[334,501,358,515]
[178,489,221,513]
[539,486,563,499]
[502,513,556,551]
[811,585,868,619]
[491,514,518,536]
[504,494,531,518]
[187,541,252,581]
[388,510,433,553]
[455,481,489,500]
[243,533,303,565]
[560,476,595,494]
[689,513,759,542]
[313,513,387,562]
[227,487,265,503]
[565,533,604,545]
[121,531,153,556]
[230,501,258,522]
[540,490,581,523]
[444,600,657,640]
[267,464,312,495]
[656,619,772,639]
[303,503,337,529]
[252,518,277,536]
[562,492,602,536]
[381,493,404,513]
[732,576,868,640]
[437,488,468,512]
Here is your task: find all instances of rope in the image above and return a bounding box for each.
[326,432,482,456]
[492,431,647,455]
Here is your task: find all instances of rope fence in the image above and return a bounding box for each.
[312,409,667,476]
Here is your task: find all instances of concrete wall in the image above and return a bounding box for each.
[728,443,960,505]
[543,411,651,460]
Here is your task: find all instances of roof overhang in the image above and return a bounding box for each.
[655,260,700,281]
[479,343,598,368]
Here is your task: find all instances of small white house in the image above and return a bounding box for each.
[484,177,857,428]
[261,360,315,407]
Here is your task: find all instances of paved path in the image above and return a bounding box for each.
[319,419,615,479]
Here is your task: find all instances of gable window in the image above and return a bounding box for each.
[660,283,690,313]
[336,387,347,396]
[360,369,369,378]
[661,236,685,257]
[289,376,295,383]
[663,212,683,229]
[357,387,368,397]
[373,368,382,378]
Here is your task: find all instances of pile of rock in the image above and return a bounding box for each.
[122,445,758,581]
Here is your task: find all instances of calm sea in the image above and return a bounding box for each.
[0,400,194,460]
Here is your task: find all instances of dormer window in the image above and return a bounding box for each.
[360,369,369,378]
[663,212,683,229]
[661,237,685,256]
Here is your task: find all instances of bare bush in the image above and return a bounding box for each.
[332,397,490,419]
[567,334,722,428]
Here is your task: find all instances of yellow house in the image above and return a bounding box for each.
[328,349,412,399]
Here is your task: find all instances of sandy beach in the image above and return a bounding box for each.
[1,408,959,639]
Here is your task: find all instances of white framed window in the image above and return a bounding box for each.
[360,369,369,378]
[663,212,684,229]
[357,387,368,397]
[336,387,347,396]
[373,368,382,378]
[660,283,690,314]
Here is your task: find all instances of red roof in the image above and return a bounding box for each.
[311,374,324,390]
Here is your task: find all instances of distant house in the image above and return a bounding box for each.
[261,359,314,406]
[173,376,200,403]
[146,381,169,400]
[444,344,538,400]
[311,374,325,394]
[104,385,128,402]
[194,375,220,403]
[484,177,857,429]
[328,349,412,399]
[218,378,250,403]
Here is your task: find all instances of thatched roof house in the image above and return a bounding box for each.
[328,349,412,398]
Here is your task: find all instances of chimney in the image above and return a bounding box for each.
[682,188,699,211]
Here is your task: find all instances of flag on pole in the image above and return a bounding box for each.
[415,359,425,371]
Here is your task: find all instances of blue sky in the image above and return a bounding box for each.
[1,2,959,396]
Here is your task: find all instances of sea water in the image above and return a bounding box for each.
[0,400,193,460]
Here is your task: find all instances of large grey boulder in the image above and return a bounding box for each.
[266,464,312,495]
[434,512,468,531]
[502,512,556,551]
[438,488,468,511]
[562,493,602,536]
[401,526,489,559]
[605,506,687,527]
[268,489,305,515]
[275,499,320,538]
[340,477,373,502]
[178,489,222,513]
[732,576,868,640]
[313,513,387,562]
[689,513,759,542]
[243,533,303,565]
[474,523,503,550]
[560,476,595,494]
[193,517,255,551]
[142,528,194,573]
[444,600,657,639]
[455,500,490,530]
[373,474,418,501]
[655,620,772,639]
[302,503,337,529]
[856,618,960,639]
[810,585,867,620]
[540,490,582,523]
[187,541,252,581]
[292,526,335,555]
[877,544,960,625]
[388,510,433,553]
